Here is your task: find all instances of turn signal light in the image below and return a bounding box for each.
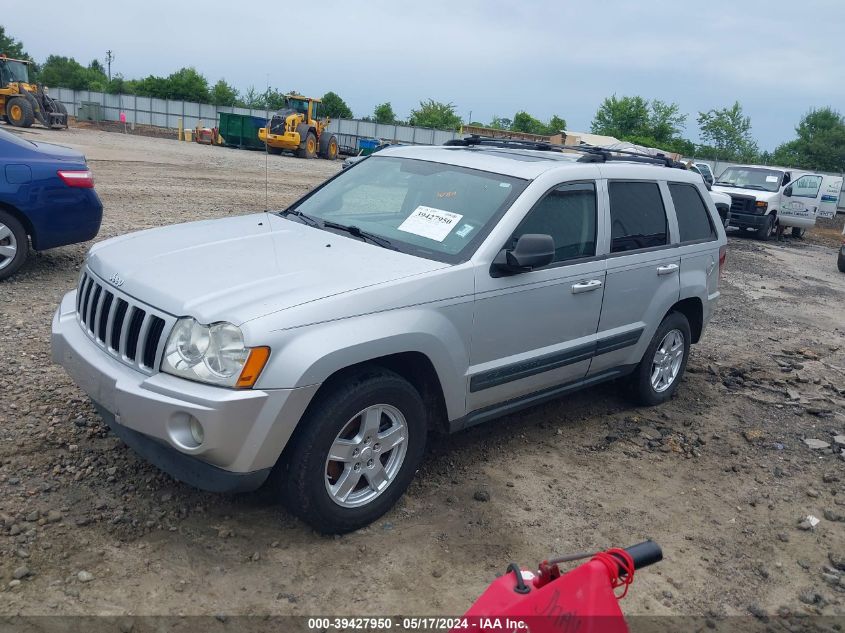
[236,347,271,389]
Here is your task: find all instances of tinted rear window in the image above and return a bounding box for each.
[669,183,716,243]
[608,181,667,253]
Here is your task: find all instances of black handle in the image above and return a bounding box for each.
[612,540,662,575]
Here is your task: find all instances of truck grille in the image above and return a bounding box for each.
[729,195,758,215]
[75,269,174,374]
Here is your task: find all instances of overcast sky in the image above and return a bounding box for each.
[6,0,844,150]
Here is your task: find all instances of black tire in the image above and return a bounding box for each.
[277,367,427,534]
[266,145,282,155]
[319,134,339,160]
[838,248,845,273]
[627,312,691,406]
[296,131,318,159]
[756,214,775,241]
[6,97,34,128]
[791,227,806,239]
[0,210,28,281]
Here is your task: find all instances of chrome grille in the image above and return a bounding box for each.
[75,269,174,374]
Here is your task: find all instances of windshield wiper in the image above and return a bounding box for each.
[714,181,735,186]
[321,220,396,250]
[279,208,319,226]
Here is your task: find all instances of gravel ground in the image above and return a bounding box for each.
[1,126,845,623]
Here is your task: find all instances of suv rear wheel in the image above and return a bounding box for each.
[278,368,427,533]
[627,312,691,406]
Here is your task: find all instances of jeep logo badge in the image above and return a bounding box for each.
[109,273,125,287]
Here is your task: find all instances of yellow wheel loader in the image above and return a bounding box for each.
[0,56,68,129]
[258,95,338,160]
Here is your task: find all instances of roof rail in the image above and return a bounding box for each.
[443,135,687,169]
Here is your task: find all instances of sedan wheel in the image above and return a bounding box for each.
[0,211,27,281]
[0,222,19,272]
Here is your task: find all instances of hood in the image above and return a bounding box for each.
[86,213,448,325]
[712,185,779,202]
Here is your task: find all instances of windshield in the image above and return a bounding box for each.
[286,97,309,115]
[0,60,30,83]
[716,167,783,192]
[284,156,528,263]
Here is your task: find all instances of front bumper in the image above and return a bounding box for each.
[51,291,319,491]
[728,212,769,229]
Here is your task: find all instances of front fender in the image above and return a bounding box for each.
[254,303,473,420]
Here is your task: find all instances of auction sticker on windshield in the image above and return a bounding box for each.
[398,206,463,242]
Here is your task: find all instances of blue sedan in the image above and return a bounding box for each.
[0,127,103,280]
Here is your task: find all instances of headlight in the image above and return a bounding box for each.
[162,318,269,388]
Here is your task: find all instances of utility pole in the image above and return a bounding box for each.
[105,50,114,81]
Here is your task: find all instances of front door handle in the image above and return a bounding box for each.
[571,279,603,294]
[657,264,679,276]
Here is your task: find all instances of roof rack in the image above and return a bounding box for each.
[443,135,687,169]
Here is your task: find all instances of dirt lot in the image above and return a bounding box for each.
[1,126,845,624]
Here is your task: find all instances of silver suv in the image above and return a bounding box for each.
[52,139,727,533]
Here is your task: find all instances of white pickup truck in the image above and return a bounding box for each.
[713,165,841,240]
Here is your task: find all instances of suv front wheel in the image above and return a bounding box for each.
[278,368,427,533]
[628,312,691,406]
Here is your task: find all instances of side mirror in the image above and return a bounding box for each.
[492,234,555,275]
[704,181,712,191]
[784,185,793,197]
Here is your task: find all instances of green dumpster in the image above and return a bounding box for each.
[218,112,267,150]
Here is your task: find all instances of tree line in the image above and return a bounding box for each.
[2,25,843,172]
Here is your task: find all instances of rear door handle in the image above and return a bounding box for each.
[571,279,603,294]
[657,264,679,276]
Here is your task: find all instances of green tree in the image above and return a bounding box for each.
[321,91,353,119]
[39,55,99,90]
[511,111,548,135]
[548,115,567,133]
[374,102,397,124]
[209,79,239,106]
[0,25,28,59]
[408,99,463,130]
[771,107,845,171]
[490,115,512,130]
[697,101,758,162]
[163,67,209,102]
[591,95,651,138]
[262,87,287,111]
[648,100,687,144]
[241,86,263,108]
[105,73,127,95]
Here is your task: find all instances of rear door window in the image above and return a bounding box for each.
[608,181,668,253]
[669,183,716,243]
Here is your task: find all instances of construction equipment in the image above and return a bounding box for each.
[258,94,338,160]
[0,55,68,129]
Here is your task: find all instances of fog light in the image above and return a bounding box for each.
[189,418,205,445]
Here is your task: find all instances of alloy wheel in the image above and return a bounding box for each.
[324,404,408,508]
[650,329,684,393]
